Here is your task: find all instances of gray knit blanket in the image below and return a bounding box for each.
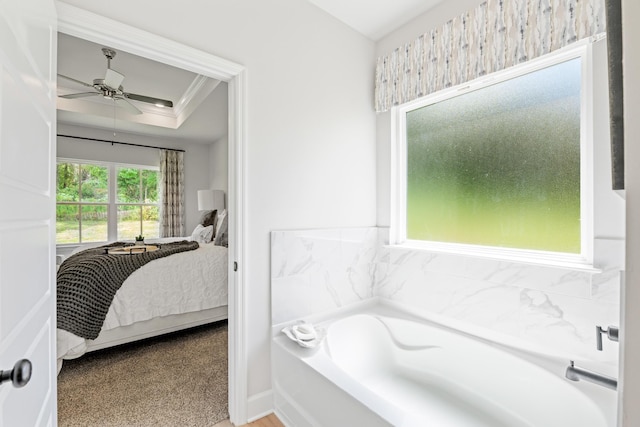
[57,241,199,340]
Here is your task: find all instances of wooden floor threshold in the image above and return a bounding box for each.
[214,413,285,427]
[241,413,285,427]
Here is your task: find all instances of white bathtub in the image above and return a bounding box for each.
[272,302,617,427]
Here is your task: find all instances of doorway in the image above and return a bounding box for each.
[57,3,247,424]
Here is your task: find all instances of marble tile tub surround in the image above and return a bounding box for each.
[376,230,622,365]
[271,228,378,326]
[271,227,622,365]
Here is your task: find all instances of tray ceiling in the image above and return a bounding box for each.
[57,33,228,144]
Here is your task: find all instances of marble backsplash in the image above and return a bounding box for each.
[271,227,622,364]
[271,228,378,325]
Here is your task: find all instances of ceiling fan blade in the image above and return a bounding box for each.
[58,74,94,88]
[104,68,125,89]
[124,92,174,108]
[115,97,143,115]
[59,92,100,99]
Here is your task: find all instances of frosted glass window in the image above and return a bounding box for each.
[405,58,581,253]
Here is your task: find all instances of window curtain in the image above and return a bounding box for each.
[159,150,185,237]
[375,0,606,113]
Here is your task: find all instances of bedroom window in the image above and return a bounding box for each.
[392,44,593,265]
[116,167,159,240]
[56,162,109,244]
[56,160,160,245]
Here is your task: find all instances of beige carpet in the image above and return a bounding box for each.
[58,321,228,427]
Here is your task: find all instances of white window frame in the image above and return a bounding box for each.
[56,158,160,246]
[390,41,596,269]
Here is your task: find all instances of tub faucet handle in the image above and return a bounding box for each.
[596,325,619,351]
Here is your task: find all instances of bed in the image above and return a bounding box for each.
[56,235,228,373]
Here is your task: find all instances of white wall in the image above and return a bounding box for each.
[58,0,378,415]
[209,134,228,206]
[57,123,213,235]
[375,0,483,57]
[620,0,640,425]
[206,81,229,201]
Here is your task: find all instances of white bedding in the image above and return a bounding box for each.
[57,239,228,368]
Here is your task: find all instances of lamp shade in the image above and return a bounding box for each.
[197,189,225,212]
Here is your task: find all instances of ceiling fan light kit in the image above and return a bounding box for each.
[58,47,174,115]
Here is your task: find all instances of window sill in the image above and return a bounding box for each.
[56,241,108,247]
[384,241,602,273]
[56,242,108,254]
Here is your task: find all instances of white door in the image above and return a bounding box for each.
[0,0,57,425]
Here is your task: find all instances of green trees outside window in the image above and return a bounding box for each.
[56,163,109,244]
[56,161,159,244]
[116,167,159,240]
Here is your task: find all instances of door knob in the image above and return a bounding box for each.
[0,359,32,388]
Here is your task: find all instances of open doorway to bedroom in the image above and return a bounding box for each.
[54,7,246,424]
[55,32,229,253]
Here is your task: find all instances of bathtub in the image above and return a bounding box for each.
[272,302,617,427]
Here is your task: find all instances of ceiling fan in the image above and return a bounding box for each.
[58,47,174,115]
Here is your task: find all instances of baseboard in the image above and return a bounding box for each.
[247,389,274,423]
[272,385,316,427]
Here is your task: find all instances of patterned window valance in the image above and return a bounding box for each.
[375,0,606,112]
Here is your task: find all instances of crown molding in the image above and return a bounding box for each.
[175,76,221,128]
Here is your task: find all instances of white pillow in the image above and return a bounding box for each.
[191,224,214,243]
[213,209,228,246]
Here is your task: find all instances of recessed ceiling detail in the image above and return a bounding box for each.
[57,74,219,130]
[57,33,227,142]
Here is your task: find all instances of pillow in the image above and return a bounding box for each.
[213,209,228,246]
[201,209,218,232]
[191,224,214,243]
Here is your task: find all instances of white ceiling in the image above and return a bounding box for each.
[308,0,444,40]
[57,33,228,145]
